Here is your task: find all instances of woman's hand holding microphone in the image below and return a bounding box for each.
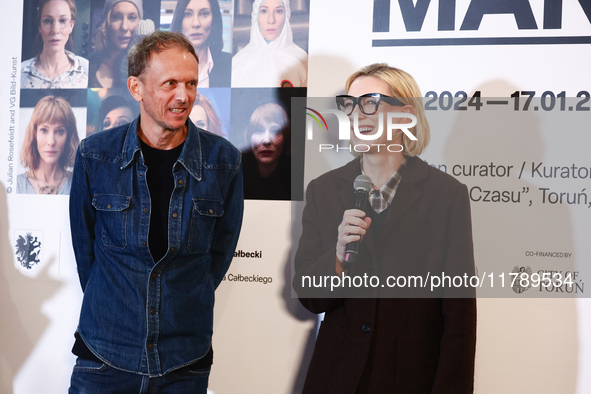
[335,209,371,275]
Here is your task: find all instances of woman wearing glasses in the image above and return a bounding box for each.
[294,64,476,393]
[21,0,88,89]
[231,0,307,87]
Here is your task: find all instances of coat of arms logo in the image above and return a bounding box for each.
[15,232,42,271]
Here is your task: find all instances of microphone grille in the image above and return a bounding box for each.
[354,175,372,192]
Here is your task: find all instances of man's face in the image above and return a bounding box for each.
[132,47,199,134]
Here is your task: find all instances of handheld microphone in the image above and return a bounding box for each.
[343,175,372,272]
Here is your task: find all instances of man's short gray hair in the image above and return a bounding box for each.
[128,30,199,79]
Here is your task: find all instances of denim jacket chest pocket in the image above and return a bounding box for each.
[92,194,131,249]
[188,199,224,254]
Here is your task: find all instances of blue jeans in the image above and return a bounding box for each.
[69,358,210,394]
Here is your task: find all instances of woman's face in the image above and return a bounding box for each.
[38,0,74,53]
[250,121,284,165]
[36,121,68,166]
[258,0,285,41]
[347,75,405,149]
[182,0,213,50]
[107,2,140,50]
[190,104,209,130]
[103,107,134,130]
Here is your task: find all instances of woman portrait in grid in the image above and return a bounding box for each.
[18,95,80,195]
[21,0,89,89]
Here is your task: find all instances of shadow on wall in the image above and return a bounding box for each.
[0,184,61,392]
[443,80,578,393]
[280,54,358,392]
[282,199,316,393]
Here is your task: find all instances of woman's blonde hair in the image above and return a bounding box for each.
[244,103,290,153]
[21,96,80,170]
[345,63,430,157]
[94,8,116,52]
[193,94,224,137]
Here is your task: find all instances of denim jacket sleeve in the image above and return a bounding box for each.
[69,142,96,291]
[209,161,244,289]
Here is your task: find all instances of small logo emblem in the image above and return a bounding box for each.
[512,265,533,294]
[14,231,42,271]
[305,107,329,132]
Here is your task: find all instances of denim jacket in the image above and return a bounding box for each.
[69,117,243,377]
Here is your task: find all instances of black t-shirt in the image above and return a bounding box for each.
[139,139,183,263]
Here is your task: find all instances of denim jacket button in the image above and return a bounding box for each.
[142,242,146,246]
[171,247,176,252]
[148,343,153,349]
[143,208,148,213]
[151,309,156,315]
[152,273,157,279]
[172,213,178,218]
[178,180,183,185]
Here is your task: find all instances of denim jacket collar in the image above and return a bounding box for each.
[120,117,203,181]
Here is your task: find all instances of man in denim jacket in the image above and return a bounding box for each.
[68,31,243,393]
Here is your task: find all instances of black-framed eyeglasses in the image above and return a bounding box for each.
[335,93,406,116]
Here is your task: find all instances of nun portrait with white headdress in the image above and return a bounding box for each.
[231,0,308,87]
